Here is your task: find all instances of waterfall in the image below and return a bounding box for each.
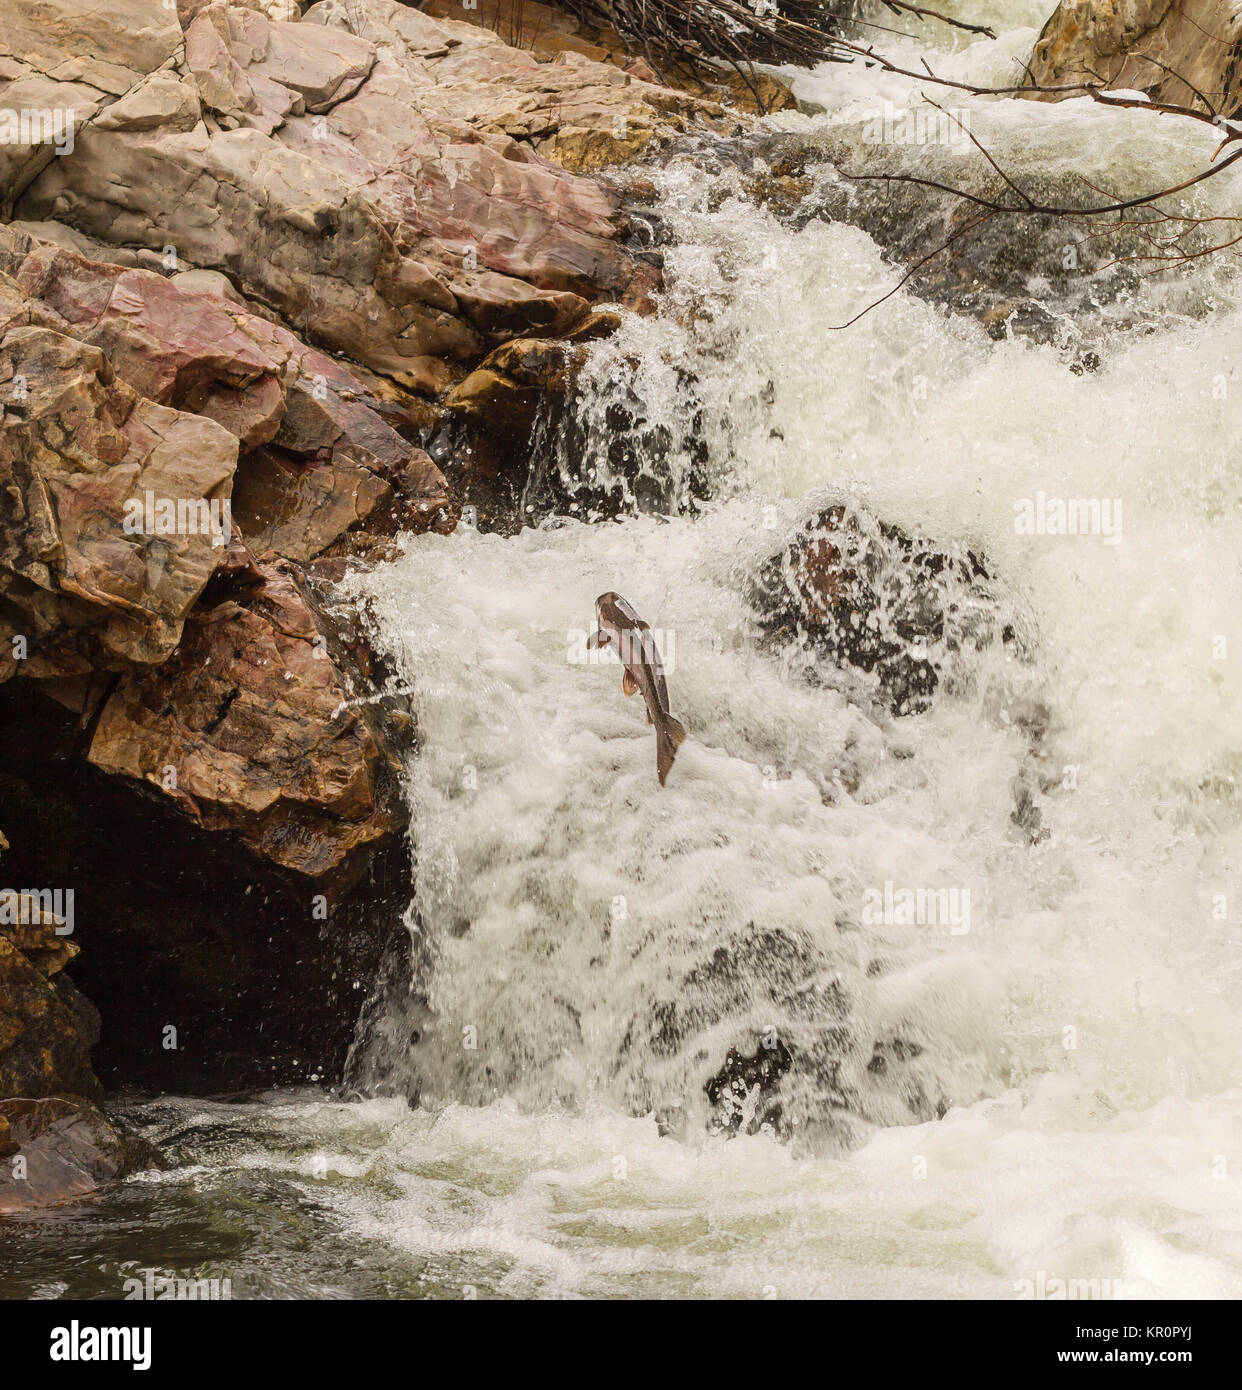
[39,2,1242,1300]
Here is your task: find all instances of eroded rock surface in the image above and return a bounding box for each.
[1027,0,1242,112]
[0,318,237,678]
[0,223,453,547]
[89,558,401,882]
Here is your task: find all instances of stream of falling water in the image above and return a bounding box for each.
[6,1,1242,1300]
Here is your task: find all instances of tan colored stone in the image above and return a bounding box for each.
[1027,0,1242,113]
[0,73,103,218]
[0,223,452,563]
[94,72,203,133]
[0,0,184,96]
[18,0,671,388]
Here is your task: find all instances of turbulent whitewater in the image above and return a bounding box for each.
[9,0,1242,1300]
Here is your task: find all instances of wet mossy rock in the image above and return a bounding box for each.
[0,1097,158,1213]
[444,312,622,443]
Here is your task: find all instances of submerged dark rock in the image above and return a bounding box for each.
[705,1036,794,1137]
[754,503,1014,716]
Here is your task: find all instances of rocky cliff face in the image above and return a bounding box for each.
[0,0,730,889]
[0,0,755,1206]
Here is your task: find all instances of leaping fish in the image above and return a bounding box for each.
[589,591,686,786]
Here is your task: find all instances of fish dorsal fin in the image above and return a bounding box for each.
[622,669,640,696]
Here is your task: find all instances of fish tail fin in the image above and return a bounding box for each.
[656,715,687,787]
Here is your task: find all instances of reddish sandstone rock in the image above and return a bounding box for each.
[232,447,396,561]
[0,224,433,891]
[0,224,454,552]
[5,0,730,400]
[15,0,689,391]
[0,322,238,677]
[87,559,401,884]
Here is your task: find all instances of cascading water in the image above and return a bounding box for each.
[8,0,1242,1300]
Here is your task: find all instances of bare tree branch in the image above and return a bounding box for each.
[879,2,996,40]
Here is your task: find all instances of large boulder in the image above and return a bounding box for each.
[0,1097,156,1213]
[87,558,401,883]
[301,0,733,166]
[0,224,453,550]
[1026,0,1242,112]
[753,504,1018,716]
[0,319,238,678]
[0,223,442,892]
[0,0,184,94]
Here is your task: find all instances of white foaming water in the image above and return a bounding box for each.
[118,7,1242,1298]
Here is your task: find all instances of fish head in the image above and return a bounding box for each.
[595,591,622,619]
[594,592,626,640]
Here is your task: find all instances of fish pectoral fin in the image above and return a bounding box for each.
[622,669,640,696]
[646,709,654,725]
